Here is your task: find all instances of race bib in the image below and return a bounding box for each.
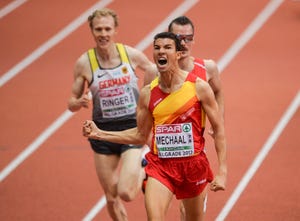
[99,85,137,118]
[155,123,194,158]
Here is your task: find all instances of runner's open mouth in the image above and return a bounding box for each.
[158,58,167,65]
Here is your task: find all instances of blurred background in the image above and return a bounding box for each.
[0,0,299,220]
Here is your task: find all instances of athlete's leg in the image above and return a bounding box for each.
[94,152,128,221]
[118,148,145,201]
[181,186,208,221]
[145,177,173,221]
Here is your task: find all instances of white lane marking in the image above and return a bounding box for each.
[216,1,288,220]
[216,91,299,221]
[0,0,27,19]
[0,110,74,182]
[82,196,107,221]
[218,0,284,73]
[0,0,113,87]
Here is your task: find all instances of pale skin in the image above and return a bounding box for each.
[83,36,227,221]
[68,12,156,221]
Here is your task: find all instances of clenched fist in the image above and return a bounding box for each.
[82,120,101,139]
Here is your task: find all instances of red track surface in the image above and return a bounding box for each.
[1,0,299,220]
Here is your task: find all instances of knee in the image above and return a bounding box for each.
[106,197,118,208]
[118,188,136,202]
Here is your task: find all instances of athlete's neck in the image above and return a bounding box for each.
[179,56,194,72]
[159,70,187,93]
[95,44,120,68]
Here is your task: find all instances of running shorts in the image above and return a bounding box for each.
[145,151,213,199]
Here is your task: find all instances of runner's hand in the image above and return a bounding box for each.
[80,91,92,109]
[210,173,226,192]
[83,120,101,139]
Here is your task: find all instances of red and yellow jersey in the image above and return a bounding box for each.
[148,73,206,158]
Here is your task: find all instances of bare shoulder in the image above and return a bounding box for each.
[75,52,89,70]
[195,77,210,89]
[204,59,219,79]
[123,45,142,59]
[124,45,150,64]
[195,77,214,99]
[203,59,218,69]
[74,52,92,81]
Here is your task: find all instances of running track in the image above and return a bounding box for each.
[0,0,299,220]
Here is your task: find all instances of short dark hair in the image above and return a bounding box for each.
[154,32,185,51]
[168,16,194,33]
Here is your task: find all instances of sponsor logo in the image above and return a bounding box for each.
[196,179,207,186]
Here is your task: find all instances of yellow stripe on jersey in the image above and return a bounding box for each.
[87,44,129,73]
[152,81,197,125]
[150,77,159,90]
[116,43,130,64]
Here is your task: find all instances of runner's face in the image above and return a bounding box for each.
[153,38,180,73]
[91,15,116,48]
[170,23,194,58]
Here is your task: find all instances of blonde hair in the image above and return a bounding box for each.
[88,8,119,29]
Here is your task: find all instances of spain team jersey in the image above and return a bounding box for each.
[87,43,139,123]
[148,73,206,158]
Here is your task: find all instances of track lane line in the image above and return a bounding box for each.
[0,110,73,182]
[216,91,300,221]
[0,0,27,19]
[215,0,288,220]
[82,196,106,221]
[217,0,284,73]
[0,0,113,88]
